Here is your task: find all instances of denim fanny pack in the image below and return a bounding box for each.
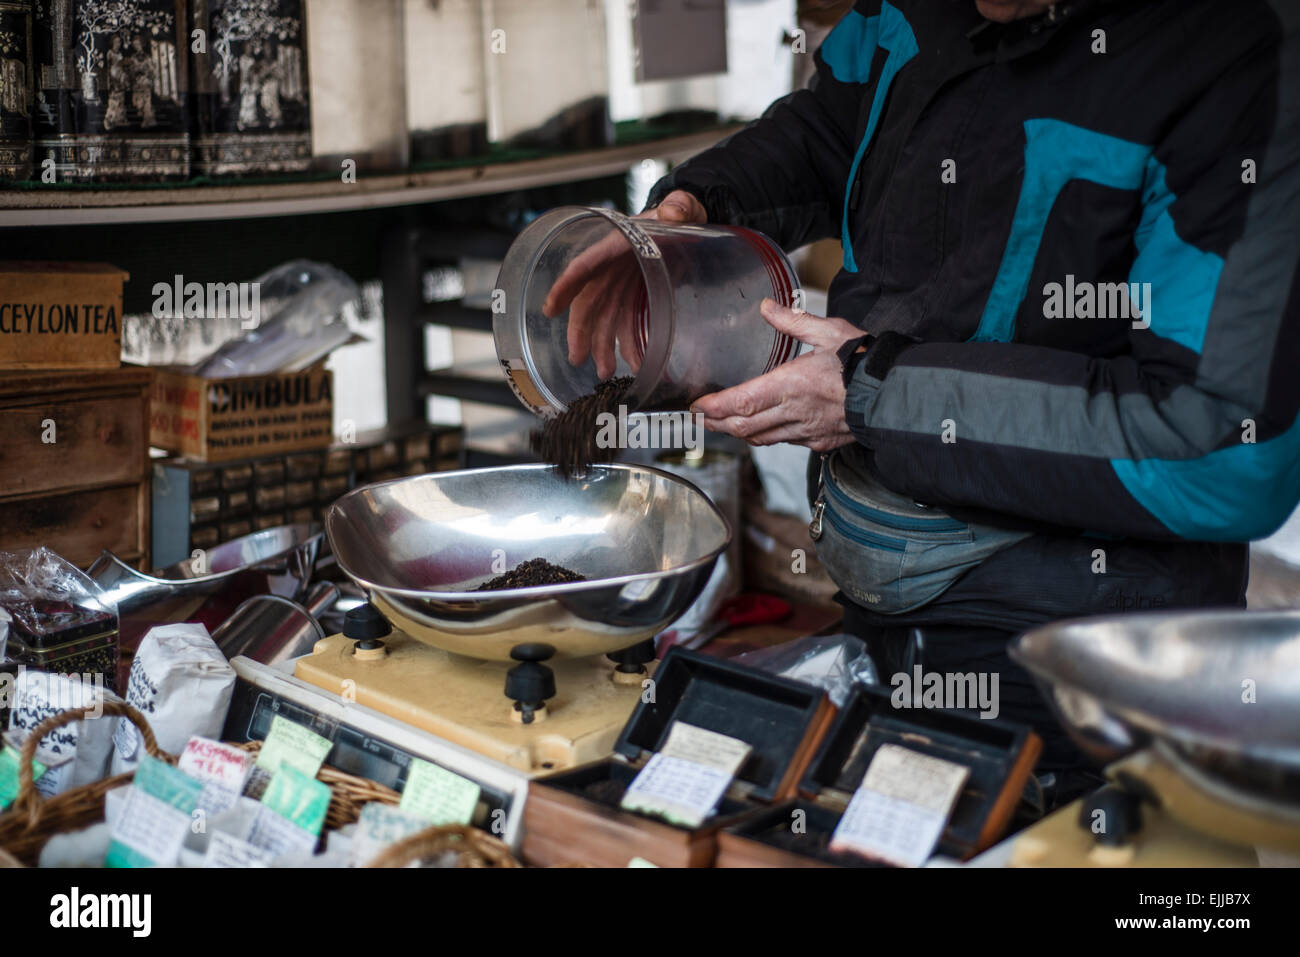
[809,448,1032,615]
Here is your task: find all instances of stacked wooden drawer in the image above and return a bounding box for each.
[0,368,151,569]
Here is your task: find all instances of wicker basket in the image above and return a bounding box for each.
[0,702,519,868]
[364,824,522,868]
[0,701,163,867]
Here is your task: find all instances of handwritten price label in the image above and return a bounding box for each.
[256,716,332,778]
[400,759,480,826]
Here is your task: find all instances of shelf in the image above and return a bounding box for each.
[1,127,737,228]
[421,365,520,408]
[420,300,494,333]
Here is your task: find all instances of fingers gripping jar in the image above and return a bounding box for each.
[493,206,800,416]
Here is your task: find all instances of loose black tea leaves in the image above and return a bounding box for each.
[530,376,633,478]
[475,558,587,591]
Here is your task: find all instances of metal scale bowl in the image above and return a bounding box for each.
[1011,610,1300,851]
[89,523,324,685]
[324,463,731,660]
[301,463,730,773]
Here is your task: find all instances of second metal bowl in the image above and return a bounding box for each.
[1011,609,1300,811]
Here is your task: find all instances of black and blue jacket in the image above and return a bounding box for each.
[650,0,1300,629]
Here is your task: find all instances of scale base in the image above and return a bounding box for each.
[293,630,651,774]
[1008,798,1259,867]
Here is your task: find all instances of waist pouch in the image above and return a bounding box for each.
[810,449,1032,615]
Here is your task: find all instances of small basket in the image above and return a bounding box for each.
[0,701,163,867]
[364,824,522,868]
[0,702,519,868]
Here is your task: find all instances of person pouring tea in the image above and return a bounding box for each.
[546,0,1300,801]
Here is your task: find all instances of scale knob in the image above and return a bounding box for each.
[607,638,657,685]
[607,638,656,673]
[506,643,556,725]
[1078,784,1144,847]
[344,602,391,652]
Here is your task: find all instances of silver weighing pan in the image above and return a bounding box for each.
[326,464,730,660]
[89,523,325,682]
[1011,609,1300,828]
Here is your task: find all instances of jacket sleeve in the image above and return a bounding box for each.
[846,8,1300,543]
[645,2,881,251]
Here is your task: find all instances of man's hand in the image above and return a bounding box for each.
[692,299,863,452]
[542,190,706,380]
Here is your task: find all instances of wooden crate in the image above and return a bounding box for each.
[715,802,874,868]
[150,363,333,462]
[0,262,128,371]
[0,367,151,568]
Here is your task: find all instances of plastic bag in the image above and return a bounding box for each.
[0,548,119,690]
[732,634,880,708]
[194,260,364,378]
[6,671,124,797]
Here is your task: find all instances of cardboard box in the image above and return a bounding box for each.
[149,363,334,462]
[0,262,129,371]
[742,502,839,606]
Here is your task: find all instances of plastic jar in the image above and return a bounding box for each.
[494,206,800,415]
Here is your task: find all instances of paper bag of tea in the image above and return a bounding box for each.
[111,624,235,775]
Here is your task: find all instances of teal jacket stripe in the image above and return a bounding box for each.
[973,119,1226,353]
[1128,167,1226,354]
[971,119,1150,342]
[1111,414,1300,540]
[834,2,917,273]
[819,6,880,84]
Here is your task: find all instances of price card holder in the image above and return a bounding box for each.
[716,685,1042,868]
[828,744,969,867]
[522,647,836,868]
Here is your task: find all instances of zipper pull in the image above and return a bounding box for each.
[809,497,825,541]
[809,453,828,541]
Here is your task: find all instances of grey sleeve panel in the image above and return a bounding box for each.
[1195,0,1300,412]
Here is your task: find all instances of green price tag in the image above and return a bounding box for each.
[0,744,45,810]
[261,764,331,836]
[399,758,481,826]
[106,754,204,868]
[256,716,332,778]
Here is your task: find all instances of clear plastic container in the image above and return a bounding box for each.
[493,206,800,415]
